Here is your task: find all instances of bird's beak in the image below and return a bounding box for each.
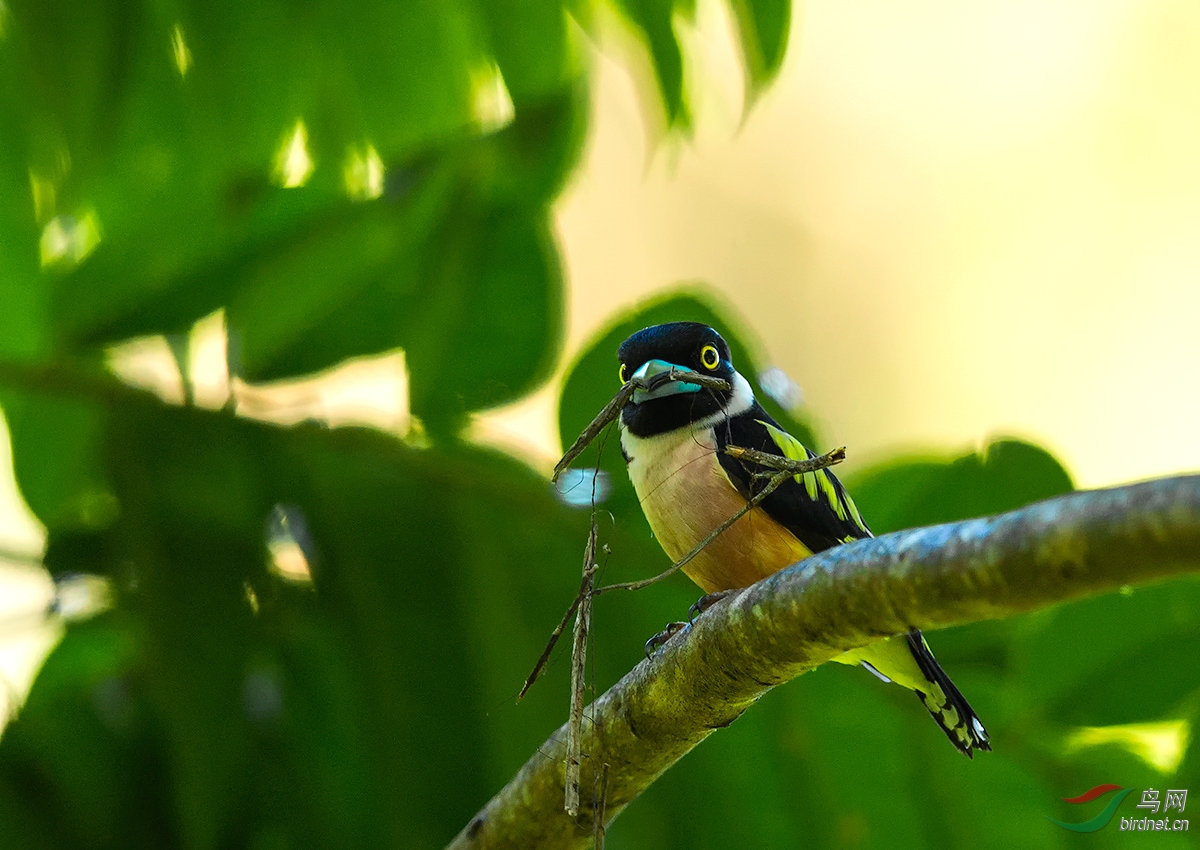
[629,359,703,405]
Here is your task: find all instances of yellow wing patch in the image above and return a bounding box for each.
[757,419,870,535]
[757,420,807,466]
[817,469,844,520]
[802,469,818,500]
[757,420,818,500]
[844,491,869,534]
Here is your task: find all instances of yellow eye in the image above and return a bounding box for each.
[700,344,720,371]
[619,362,628,384]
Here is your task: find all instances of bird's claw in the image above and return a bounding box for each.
[688,590,733,624]
[644,621,689,658]
[644,593,735,657]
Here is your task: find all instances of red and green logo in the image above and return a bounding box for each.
[1048,784,1134,832]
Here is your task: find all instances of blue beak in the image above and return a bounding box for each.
[630,359,703,405]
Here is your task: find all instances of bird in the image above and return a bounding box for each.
[616,321,990,757]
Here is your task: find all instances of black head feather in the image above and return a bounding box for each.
[617,322,741,437]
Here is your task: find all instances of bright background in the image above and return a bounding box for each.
[485,0,1200,491]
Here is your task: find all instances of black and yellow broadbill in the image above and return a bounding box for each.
[617,322,990,757]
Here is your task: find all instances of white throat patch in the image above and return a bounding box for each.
[693,371,755,430]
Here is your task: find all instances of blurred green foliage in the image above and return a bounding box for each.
[1,2,1197,849]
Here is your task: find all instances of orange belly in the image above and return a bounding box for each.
[626,428,812,593]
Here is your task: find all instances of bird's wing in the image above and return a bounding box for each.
[712,407,991,756]
[713,405,871,553]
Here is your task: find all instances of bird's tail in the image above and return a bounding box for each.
[905,631,991,758]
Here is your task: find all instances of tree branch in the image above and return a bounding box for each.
[447,474,1200,850]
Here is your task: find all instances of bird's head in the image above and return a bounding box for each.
[617,322,754,438]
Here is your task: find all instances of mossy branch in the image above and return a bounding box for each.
[447,474,1200,850]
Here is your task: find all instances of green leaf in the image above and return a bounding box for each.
[0,215,48,364]
[776,669,925,848]
[264,617,382,848]
[1008,575,1200,721]
[906,732,1066,850]
[1,0,486,350]
[614,0,689,126]
[0,389,117,532]
[236,85,586,387]
[472,82,590,207]
[0,394,611,846]
[97,410,271,850]
[728,0,792,98]
[844,438,1075,535]
[0,106,50,363]
[404,202,564,432]
[609,0,791,127]
[223,160,457,382]
[1050,631,1200,727]
[1168,699,1200,820]
[473,0,572,104]
[0,618,162,850]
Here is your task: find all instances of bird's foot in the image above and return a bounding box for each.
[688,590,734,624]
[644,621,689,658]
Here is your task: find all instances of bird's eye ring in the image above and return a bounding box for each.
[700,345,720,371]
[619,362,628,384]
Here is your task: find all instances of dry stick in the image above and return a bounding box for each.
[551,370,731,485]
[593,764,610,850]
[518,590,584,700]
[723,445,844,471]
[565,522,599,816]
[552,382,634,486]
[593,446,846,596]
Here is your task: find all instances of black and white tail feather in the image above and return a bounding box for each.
[905,631,991,757]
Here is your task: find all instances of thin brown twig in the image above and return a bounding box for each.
[643,370,731,393]
[517,590,584,701]
[593,763,610,850]
[551,370,731,484]
[592,446,846,595]
[522,433,620,701]
[565,522,598,816]
[724,444,847,473]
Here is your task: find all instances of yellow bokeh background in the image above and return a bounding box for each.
[487,0,1200,490]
